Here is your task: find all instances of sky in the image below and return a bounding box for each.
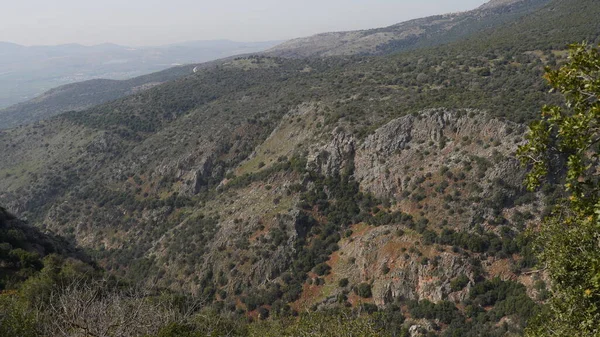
[0,0,489,47]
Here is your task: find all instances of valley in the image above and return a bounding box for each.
[1,0,599,336]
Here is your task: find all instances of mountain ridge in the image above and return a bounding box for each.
[0,0,553,130]
[3,0,598,334]
[265,0,549,58]
[0,39,281,113]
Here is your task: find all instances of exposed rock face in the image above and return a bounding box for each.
[354,109,528,228]
[409,325,427,337]
[245,211,300,284]
[307,127,356,176]
[86,131,117,154]
[0,100,541,318]
[151,140,223,196]
[329,225,474,306]
[146,168,305,294]
[192,208,302,296]
[377,252,472,304]
[290,109,536,309]
[179,155,215,195]
[355,109,524,194]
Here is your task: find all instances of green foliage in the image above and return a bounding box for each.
[273,171,381,306]
[433,228,534,266]
[519,43,600,336]
[154,310,250,337]
[3,3,600,336]
[0,294,39,337]
[0,206,15,224]
[224,160,295,190]
[450,274,470,292]
[155,323,201,337]
[408,300,462,325]
[1,3,582,295]
[248,311,387,337]
[354,283,372,298]
[404,278,538,335]
[0,63,196,130]
[0,208,106,336]
[469,278,538,322]
[0,207,95,291]
[313,263,331,276]
[300,172,376,226]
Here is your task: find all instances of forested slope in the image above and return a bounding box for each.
[1,0,598,335]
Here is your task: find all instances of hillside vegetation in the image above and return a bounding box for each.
[0,61,212,130]
[0,0,569,130]
[1,0,599,335]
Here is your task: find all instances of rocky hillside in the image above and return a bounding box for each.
[0,206,94,291]
[0,56,550,335]
[0,0,597,335]
[266,0,549,58]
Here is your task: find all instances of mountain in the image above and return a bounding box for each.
[0,64,198,130]
[0,41,23,52]
[266,0,550,58]
[0,39,281,111]
[0,0,578,130]
[1,0,598,335]
[0,55,251,130]
[0,0,552,130]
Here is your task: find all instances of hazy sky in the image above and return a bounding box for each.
[1,0,489,46]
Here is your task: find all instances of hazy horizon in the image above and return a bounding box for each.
[0,39,284,48]
[1,0,488,47]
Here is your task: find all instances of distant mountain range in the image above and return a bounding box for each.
[265,0,550,57]
[0,39,281,110]
[0,0,557,130]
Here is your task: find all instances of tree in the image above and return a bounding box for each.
[518,43,600,336]
[354,283,372,298]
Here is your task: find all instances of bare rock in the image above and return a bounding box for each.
[307,127,355,176]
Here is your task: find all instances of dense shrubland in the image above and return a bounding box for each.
[2,0,600,335]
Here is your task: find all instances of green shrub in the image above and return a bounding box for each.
[338,278,349,288]
[450,274,470,292]
[313,263,331,276]
[355,283,372,298]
